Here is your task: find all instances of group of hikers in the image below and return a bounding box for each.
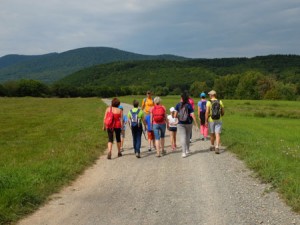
[103,90,224,159]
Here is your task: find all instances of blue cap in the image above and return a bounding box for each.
[200,92,206,97]
[118,105,123,110]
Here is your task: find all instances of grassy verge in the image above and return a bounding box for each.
[118,96,300,212]
[0,97,106,224]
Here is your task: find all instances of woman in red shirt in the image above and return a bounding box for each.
[103,98,123,159]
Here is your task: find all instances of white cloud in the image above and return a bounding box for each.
[0,0,299,57]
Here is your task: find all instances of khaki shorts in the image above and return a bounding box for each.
[209,121,222,134]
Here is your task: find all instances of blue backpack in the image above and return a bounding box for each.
[130,109,140,127]
[200,100,207,113]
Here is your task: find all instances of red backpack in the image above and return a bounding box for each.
[104,107,114,129]
[152,105,165,123]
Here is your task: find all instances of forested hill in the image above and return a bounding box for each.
[0,47,187,83]
[56,55,300,100]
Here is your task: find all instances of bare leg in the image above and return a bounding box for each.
[155,140,160,156]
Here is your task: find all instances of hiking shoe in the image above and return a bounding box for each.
[118,152,122,157]
[148,148,152,152]
[215,148,220,154]
[107,152,112,160]
[182,153,187,158]
[136,153,141,158]
[210,146,215,151]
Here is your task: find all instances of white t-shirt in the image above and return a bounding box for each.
[167,115,178,128]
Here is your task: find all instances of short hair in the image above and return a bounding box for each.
[133,99,139,108]
[154,96,161,105]
[111,98,120,107]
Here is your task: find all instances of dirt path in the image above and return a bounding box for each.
[19,99,299,225]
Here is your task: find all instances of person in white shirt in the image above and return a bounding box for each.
[167,107,178,151]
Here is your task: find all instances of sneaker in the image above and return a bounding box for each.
[118,152,122,157]
[107,152,112,160]
[186,150,191,155]
[136,153,141,158]
[182,153,187,158]
[210,146,215,151]
[148,148,152,152]
[215,148,220,154]
[156,154,161,157]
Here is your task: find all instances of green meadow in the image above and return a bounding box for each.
[119,96,300,212]
[0,97,299,225]
[0,97,106,225]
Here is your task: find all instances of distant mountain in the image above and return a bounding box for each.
[0,47,187,83]
[58,54,300,88]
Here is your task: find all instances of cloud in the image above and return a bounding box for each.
[0,0,300,57]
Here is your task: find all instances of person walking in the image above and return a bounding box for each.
[141,90,154,116]
[128,100,147,158]
[205,90,225,154]
[145,113,155,151]
[198,92,208,141]
[150,97,167,157]
[103,98,123,159]
[118,105,128,152]
[167,107,178,151]
[174,92,199,158]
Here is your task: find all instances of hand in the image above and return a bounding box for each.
[103,126,106,131]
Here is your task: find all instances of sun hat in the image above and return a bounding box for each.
[200,92,206,97]
[208,90,217,95]
[170,107,175,112]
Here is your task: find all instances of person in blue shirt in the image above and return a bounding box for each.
[145,114,155,151]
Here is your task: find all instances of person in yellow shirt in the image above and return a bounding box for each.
[205,90,225,154]
[141,90,154,115]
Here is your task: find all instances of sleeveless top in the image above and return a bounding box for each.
[113,113,122,128]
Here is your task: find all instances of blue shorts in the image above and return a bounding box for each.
[153,124,166,140]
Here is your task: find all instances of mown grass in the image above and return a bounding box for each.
[0,97,106,225]
[118,96,300,212]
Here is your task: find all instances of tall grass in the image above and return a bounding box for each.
[0,97,106,224]
[119,96,300,212]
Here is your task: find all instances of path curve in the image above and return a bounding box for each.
[19,99,300,225]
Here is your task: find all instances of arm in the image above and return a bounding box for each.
[141,99,145,110]
[120,110,123,129]
[103,108,108,130]
[191,113,199,129]
[205,105,210,126]
[198,106,201,118]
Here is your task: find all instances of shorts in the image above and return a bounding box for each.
[107,128,121,143]
[209,121,222,134]
[168,127,177,132]
[153,123,166,140]
[147,131,154,140]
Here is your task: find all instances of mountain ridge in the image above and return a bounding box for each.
[0,47,187,83]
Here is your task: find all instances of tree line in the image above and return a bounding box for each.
[1,71,299,100]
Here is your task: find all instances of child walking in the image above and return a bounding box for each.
[167,107,178,151]
[198,92,208,141]
[145,114,155,151]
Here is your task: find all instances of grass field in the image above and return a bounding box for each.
[118,96,300,212]
[0,96,299,225]
[0,97,106,225]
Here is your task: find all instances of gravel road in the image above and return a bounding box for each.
[18,99,300,225]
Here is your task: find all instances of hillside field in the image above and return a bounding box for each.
[0,97,299,224]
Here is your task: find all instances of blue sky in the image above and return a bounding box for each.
[1,0,300,58]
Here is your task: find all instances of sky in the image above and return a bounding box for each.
[1,0,300,58]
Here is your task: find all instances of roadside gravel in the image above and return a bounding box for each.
[18,99,300,225]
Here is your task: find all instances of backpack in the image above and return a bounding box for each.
[200,100,207,113]
[130,109,140,127]
[152,105,165,123]
[178,103,189,122]
[104,107,114,129]
[210,100,221,120]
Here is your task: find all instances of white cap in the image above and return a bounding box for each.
[170,107,175,112]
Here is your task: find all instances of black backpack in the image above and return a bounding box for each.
[210,100,221,120]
